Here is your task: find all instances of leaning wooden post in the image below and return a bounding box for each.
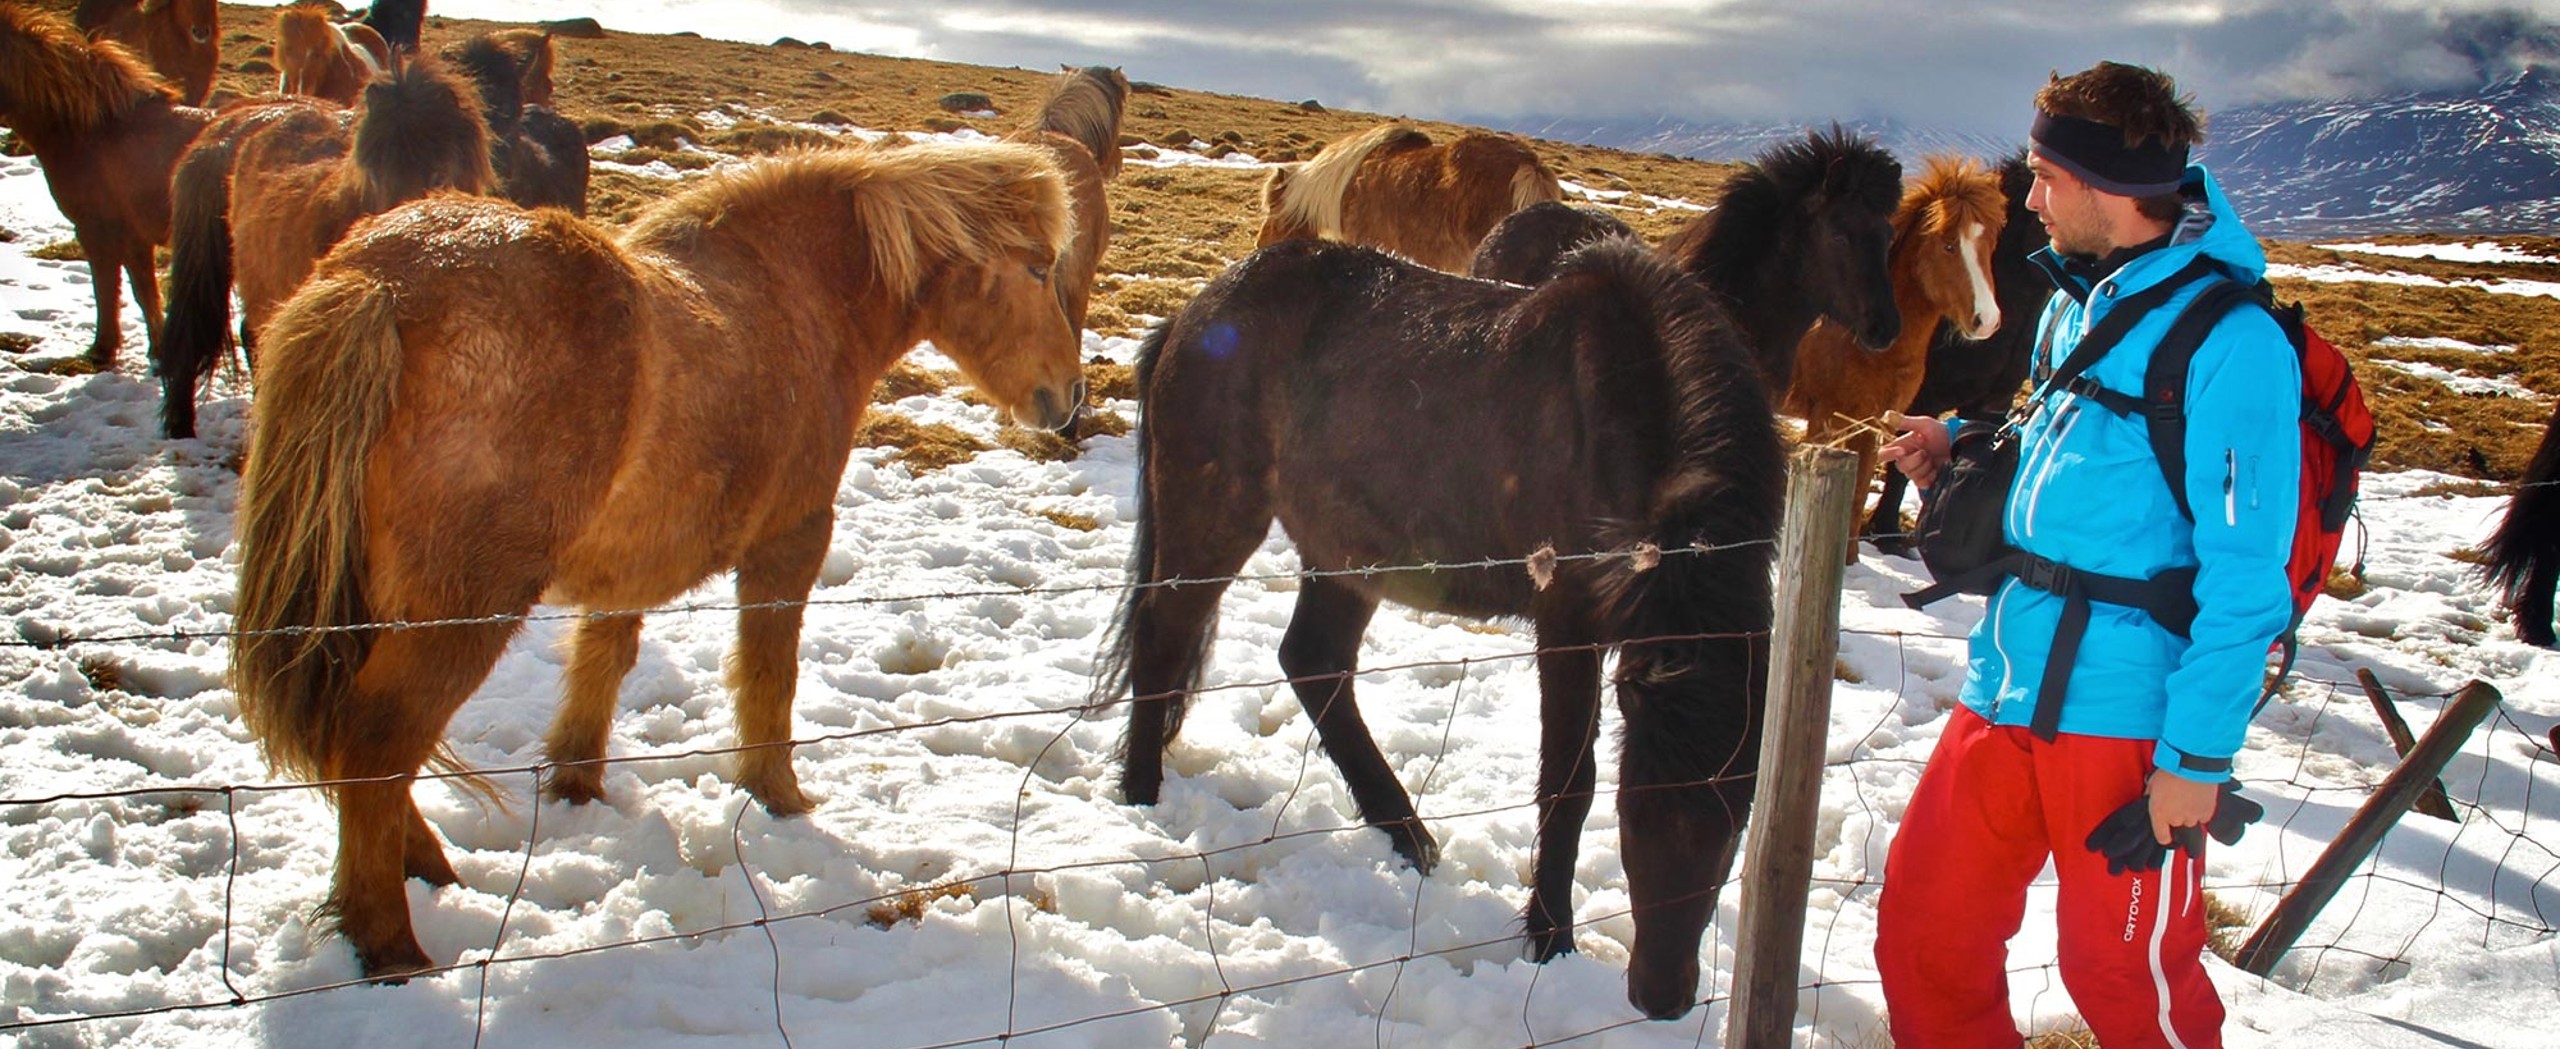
[2355,668,2456,821]
[2233,679,2502,977]
[1726,446,1859,1048]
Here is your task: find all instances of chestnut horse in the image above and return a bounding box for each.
[1784,155,2006,561]
[2483,399,2560,647]
[1100,235,1794,1020]
[274,1,391,104]
[445,29,588,213]
[1468,199,1636,285]
[230,141,1085,978]
[1258,122,1564,273]
[1008,64,1127,331]
[1868,152,2045,553]
[155,60,494,438]
[0,1,209,369]
[73,0,216,105]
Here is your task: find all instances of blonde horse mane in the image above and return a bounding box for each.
[1028,65,1128,179]
[1901,155,2005,245]
[0,1,175,135]
[1270,122,1430,240]
[623,141,1074,307]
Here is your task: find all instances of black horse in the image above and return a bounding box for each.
[448,30,589,215]
[2484,400,2560,647]
[1469,200,1638,284]
[1867,150,2046,552]
[1098,234,1786,1021]
[360,0,424,53]
[1658,127,1904,394]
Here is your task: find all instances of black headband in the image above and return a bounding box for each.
[2030,111,2188,197]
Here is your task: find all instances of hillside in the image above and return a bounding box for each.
[15,1,2560,477]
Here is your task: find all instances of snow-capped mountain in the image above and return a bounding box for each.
[2198,66,2560,239]
[1503,66,2560,240]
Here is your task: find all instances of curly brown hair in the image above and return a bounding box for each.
[2036,61,2206,150]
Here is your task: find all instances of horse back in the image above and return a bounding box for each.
[1144,240,1678,616]
[1346,133,1558,272]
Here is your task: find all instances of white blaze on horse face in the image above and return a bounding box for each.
[1959,220,2000,340]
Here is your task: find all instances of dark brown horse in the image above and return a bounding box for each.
[1867,151,2045,553]
[2484,400,2560,647]
[361,0,425,54]
[1785,155,2006,561]
[73,0,216,105]
[1101,233,1804,1019]
[1008,64,1126,331]
[1659,128,1904,394]
[230,141,1085,979]
[0,1,209,369]
[445,29,588,214]
[155,60,495,438]
[1467,200,1637,285]
[1258,122,1564,273]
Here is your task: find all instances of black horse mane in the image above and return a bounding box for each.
[1668,127,1902,300]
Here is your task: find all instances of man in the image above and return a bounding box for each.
[1872,62,2299,1047]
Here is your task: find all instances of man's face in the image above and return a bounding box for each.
[2025,151,2112,258]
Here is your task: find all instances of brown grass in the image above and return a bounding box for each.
[0,332,38,354]
[31,239,84,262]
[2204,890,2255,963]
[1038,510,1101,531]
[873,363,954,403]
[865,882,977,929]
[854,413,989,472]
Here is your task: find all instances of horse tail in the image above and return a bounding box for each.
[1089,319,1202,734]
[1560,240,1786,783]
[230,276,405,782]
[350,58,494,212]
[156,131,239,438]
[1274,123,1425,240]
[2482,400,2560,619]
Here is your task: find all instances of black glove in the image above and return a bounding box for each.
[2084,782,2262,876]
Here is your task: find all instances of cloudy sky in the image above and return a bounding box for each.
[420,0,2560,136]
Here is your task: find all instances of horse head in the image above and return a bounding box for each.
[901,144,1087,433]
[138,0,215,104]
[1901,154,2008,343]
[1787,129,1904,351]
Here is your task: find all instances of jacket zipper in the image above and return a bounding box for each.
[2223,450,2237,527]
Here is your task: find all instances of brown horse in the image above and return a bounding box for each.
[155,60,494,438]
[444,29,588,214]
[1784,155,2006,560]
[229,141,1084,979]
[73,0,216,105]
[1258,122,1564,273]
[1008,64,1126,332]
[274,1,390,104]
[0,1,209,369]
[1658,128,1905,395]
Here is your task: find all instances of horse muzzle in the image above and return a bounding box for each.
[1855,310,1903,353]
[1026,378,1086,435]
[1963,307,2003,342]
[1626,955,1701,1020]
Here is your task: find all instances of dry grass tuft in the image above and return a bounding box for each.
[31,240,84,262]
[709,123,840,155]
[2026,1023,2101,1048]
[2204,889,2256,963]
[1084,361,1137,401]
[0,332,38,354]
[78,657,122,694]
[855,413,990,472]
[865,882,977,929]
[996,427,1080,463]
[1038,510,1101,532]
[873,364,954,403]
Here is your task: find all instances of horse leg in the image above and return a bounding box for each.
[1280,578,1437,871]
[542,612,644,805]
[1866,467,1913,556]
[126,247,164,366]
[1524,620,1602,960]
[1119,574,1237,806]
[1118,458,1270,806]
[2523,559,2558,648]
[728,508,831,816]
[79,230,127,367]
[330,619,518,979]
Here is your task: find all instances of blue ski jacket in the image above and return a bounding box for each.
[1956,165,2301,783]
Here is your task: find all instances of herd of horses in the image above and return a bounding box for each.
[5,0,2558,1020]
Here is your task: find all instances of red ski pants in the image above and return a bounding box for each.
[1874,707,2224,1048]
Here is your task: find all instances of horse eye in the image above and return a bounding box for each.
[1944,240,1958,253]
[1029,264,1051,282]
[191,25,211,43]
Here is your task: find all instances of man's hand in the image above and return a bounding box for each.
[1878,411,1953,489]
[2146,769,2220,846]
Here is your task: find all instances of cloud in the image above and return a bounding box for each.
[416,0,2560,133]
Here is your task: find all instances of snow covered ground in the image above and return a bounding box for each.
[3,143,2558,1049]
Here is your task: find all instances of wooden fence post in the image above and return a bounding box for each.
[2355,668,2456,821]
[1725,446,1859,1048]
[2232,679,2502,978]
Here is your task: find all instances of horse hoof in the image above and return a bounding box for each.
[746,779,816,818]
[1522,927,1576,963]
[543,766,607,806]
[1390,822,1440,874]
[356,941,436,984]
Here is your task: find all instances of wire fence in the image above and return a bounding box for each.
[1,538,2554,1047]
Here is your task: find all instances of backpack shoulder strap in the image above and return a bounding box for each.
[2140,277,2260,522]
[2035,256,2219,406]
